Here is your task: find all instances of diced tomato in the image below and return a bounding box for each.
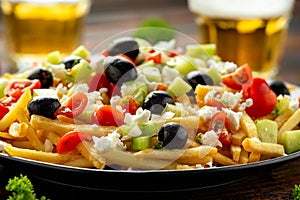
[5,79,41,100]
[208,111,231,145]
[208,98,227,110]
[221,63,253,98]
[146,50,162,64]
[54,92,88,118]
[56,131,92,154]
[88,73,117,98]
[0,103,9,120]
[245,77,277,119]
[118,96,139,115]
[92,105,124,126]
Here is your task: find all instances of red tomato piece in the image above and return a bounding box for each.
[0,103,9,120]
[54,92,88,118]
[5,79,41,100]
[245,77,277,119]
[208,111,231,145]
[92,105,124,126]
[218,129,231,145]
[208,98,227,110]
[221,63,253,93]
[118,96,140,115]
[56,131,92,154]
[117,54,136,66]
[146,50,162,64]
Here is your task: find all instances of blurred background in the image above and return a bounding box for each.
[1,0,299,84]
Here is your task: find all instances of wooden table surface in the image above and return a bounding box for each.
[0,1,300,199]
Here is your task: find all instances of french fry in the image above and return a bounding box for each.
[248,152,261,163]
[177,155,213,165]
[76,141,106,169]
[242,137,284,157]
[240,112,258,138]
[26,125,45,151]
[63,157,94,168]
[238,148,249,164]
[230,145,241,162]
[231,129,247,146]
[11,140,35,150]
[42,131,61,145]
[30,115,113,137]
[212,152,238,166]
[274,109,294,128]
[4,144,81,164]
[0,88,32,131]
[278,108,300,144]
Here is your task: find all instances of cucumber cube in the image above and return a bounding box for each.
[167,77,192,98]
[256,119,278,144]
[282,130,300,154]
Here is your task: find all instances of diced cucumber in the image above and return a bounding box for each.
[131,136,153,150]
[33,89,57,98]
[141,66,162,82]
[139,123,159,137]
[163,103,182,117]
[186,44,216,60]
[207,67,221,85]
[282,130,300,154]
[69,60,93,82]
[71,45,90,59]
[121,81,148,105]
[167,77,192,98]
[136,60,155,69]
[172,56,197,77]
[46,51,61,64]
[256,119,278,144]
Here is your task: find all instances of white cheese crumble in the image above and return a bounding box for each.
[162,66,180,85]
[207,59,237,75]
[197,106,219,121]
[124,107,151,126]
[222,108,243,131]
[202,130,222,147]
[221,91,243,109]
[93,131,126,153]
[204,89,221,104]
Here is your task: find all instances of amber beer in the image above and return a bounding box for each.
[1,0,91,71]
[187,0,295,78]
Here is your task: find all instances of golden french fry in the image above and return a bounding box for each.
[231,129,247,146]
[275,109,294,128]
[26,125,44,151]
[0,88,32,131]
[76,141,106,169]
[212,152,238,166]
[0,132,20,139]
[134,146,217,161]
[177,155,213,165]
[103,148,174,170]
[63,157,94,168]
[248,152,261,163]
[242,137,284,157]
[11,140,35,150]
[238,148,249,164]
[42,131,61,145]
[30,115,112,137]
[240,112,258,138]
[278,108,300,144]
[230,145,241,162]
[4,143,81,164]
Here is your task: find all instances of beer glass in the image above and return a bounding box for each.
[1,0,91,72]
[187,0,295,78]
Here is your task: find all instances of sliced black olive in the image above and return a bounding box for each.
[107,37,140,61]
[269,80,290,96]
[61,55,83,70]
[143,90,174,115]
[186,71,214,90]
[104,55,137,86]
[27,67,53,88]
[157,122,188,149]
[27,97,61,119]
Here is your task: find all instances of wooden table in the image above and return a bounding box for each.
[0,1,300,199]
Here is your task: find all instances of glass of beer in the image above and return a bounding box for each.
[0,0,92,72]
[187,0,295,78]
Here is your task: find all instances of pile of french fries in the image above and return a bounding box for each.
[0,79,299,171]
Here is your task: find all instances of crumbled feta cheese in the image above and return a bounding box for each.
[74,83,89,93]
[162,66,180,85]
[89,54,105,73]
[120,83,137,97]
[287,95,299,112]
[204,89,221,104]
[221,91,243,109]
[93,131,126,153]
[110,95,121,109]
[207,59,237,75]
[202,130,222,147]
[222,108,242,131]
[154,39,176,53]
[124,107,151,125]
[197,106,219,121]
[56,83,68,98]
[161,111,175,119]
[239,98,253,111]
[0,141,6,151]
[135,74,157,92]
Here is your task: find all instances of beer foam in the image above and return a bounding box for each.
[188,0,295,19]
